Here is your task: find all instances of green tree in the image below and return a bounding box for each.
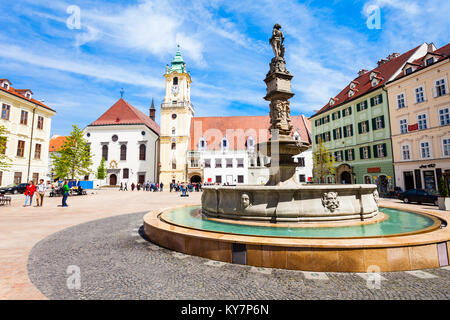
[96,157,107,180]
[51,125,93,180]
[0,125,11,170]
[438,176,449,197]
[313,138,336,183]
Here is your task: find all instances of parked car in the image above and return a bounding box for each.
[0,183,28,194]
[399,189,439,205]
[384,187,403,199]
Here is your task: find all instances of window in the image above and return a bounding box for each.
[215,159,222,168]
[14,172,22,185]
[172,159,176,169]
[358,120,369,134]
[222,138,228,148]
[17,140,25,157]
[435,78,447,97]
[443,139,450,157]
[237,158,244,168]
[370,94,383,106]
[426,57,434,66]
[102,145,108,161]
[171,142,176,150]
[173,77,178,85]
[1,104,10,120]
[397,94,405,109]
[171,113,177,119]
[237,175,244,183]
[356,101,368,112]
[297,157,305,167]
[420,142,431,158]
[372,115,385,130]
[172,127,176,135]
[439,108,450,126]
[415,87,425,103]
[37,116,44,129]
[405,67,413,75]
[139,144,146,160]
[112,135,118,142]
[204,159,211,168]
[334,151,343,162]
[32,173,39,185]
[226,158,233,168]
[332,111,341,120]
[120,144,127,161]
[20,110,28,125]
[360,146,371,159]
[323,115,330,124]
[215,176,222,184]
[417,114,428,130]
[324,131,330,141]
[123,168,129,179]
[34,143,41,159]
[375,144,386,158]
[399,119,408,134]
[333,127,342,140]
[402,145,411,160]
[344,125,353,137]
[190,159,199,167]
[345,149,354,161]
[342,107,352,117]
[299,174,306,182]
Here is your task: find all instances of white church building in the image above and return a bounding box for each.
[84,98,160,186]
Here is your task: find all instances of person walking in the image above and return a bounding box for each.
[160,182,164,192]
[131,182,135,191]
[124,182,128,191]
[119,182,123,191]
[36,179,47,207]
[23,180,36,207]
[62,180,70,207]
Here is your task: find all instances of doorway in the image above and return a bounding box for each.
[340,171,352,184]
[377,175,388,194]
[403,171,414,190]
[138,174,145,184]
[109,174,117,186]
[190,175,202,183]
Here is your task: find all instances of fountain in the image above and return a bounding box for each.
[143,25,450,272]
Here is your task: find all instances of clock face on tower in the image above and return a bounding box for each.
[171,85,179,95]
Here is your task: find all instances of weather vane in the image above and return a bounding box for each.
[120,88,124,98]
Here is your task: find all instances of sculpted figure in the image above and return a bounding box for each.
[269,24,285,58]
[322,192,340,212]
[373,189,380,205]
[241,193,251,210]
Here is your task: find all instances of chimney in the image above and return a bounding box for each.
[358,69,369,76]
[149,98,156,121]
[386,53,400,60]
[377,58,388,66]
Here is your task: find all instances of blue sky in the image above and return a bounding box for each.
[0,0,448,136]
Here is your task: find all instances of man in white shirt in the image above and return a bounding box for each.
[36,179,47,207]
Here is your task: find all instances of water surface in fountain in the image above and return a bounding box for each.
[161,206,439,238]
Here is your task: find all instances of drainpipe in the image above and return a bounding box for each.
[382,86,396,189]
[27,107,36,182]
[154,136,159,183]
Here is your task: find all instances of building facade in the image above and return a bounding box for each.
[159,46,194,186]
[310,43,429,193]
[84,98,160,186]
[0,78,55,186]
[386,43,450,191]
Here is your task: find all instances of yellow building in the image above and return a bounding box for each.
[159,46,194,185]
[386,43,450,191]
[0,78,56,187]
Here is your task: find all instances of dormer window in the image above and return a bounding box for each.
[1,81,10,90]
[371,78,380,87]
[405,67,413,75]
[369,72,377,81]
[348,90,354,97]
[221,137,229,150]
[25,91,32,99]
[426,57,434,66]
[199,137,207,150]
[329,98,335,106]
[293,131,300,141]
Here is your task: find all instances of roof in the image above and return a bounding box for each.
[391,43,450,82]
[88,98,160,135]
[49,136,67,152]
[311,44,422,118]
[189,115,311,151]
[0,79,55,112]
[166,45,186,74]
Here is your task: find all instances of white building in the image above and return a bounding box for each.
[0,78,56,186]
[84,98,160,186]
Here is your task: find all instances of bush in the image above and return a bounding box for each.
[438,176,449,197]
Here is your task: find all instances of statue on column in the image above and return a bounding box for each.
[269,24,285,58]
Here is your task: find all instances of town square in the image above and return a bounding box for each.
[0,0,449,307]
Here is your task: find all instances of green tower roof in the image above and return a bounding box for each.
[167,45,186,74]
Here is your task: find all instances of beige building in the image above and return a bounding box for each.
[159,46,194,185]
[0,78,56,187]
[386,43,450,191]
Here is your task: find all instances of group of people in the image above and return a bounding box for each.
[119,181,164,192]
[169,182,202,194]
[23,179,70,207]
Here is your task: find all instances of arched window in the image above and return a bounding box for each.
[123,168,129,179]
[139,144,146,160]
[120,144,127,161]
[172,127,176,135]
[102,145,108,161]
[173,77,178,85]
[171,142,176,150]
[293,131,300,141]
[199,137,206,150]
[172,158,177,169]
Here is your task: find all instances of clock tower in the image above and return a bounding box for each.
[159,46,194,185]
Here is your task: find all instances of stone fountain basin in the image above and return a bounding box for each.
[201,184,379,222]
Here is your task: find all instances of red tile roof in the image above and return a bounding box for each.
[0,80,55,112]
[311,44,422,118]
[49,136,67,152]
[88,98,160,135]
[189,115,311,151]
[392,43,450,81]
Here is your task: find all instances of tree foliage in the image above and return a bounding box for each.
[51,125,93,180]
[0,125,11,170]
[439,176,449,197]
[312,138,336,183]
[96,157,107,180]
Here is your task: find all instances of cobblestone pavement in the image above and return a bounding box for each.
[27,212,450,300]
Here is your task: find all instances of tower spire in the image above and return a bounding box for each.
[149,97,156,120]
